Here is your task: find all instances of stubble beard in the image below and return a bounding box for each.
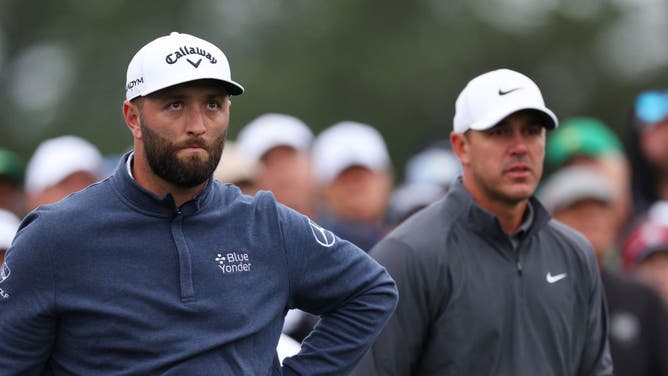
[140,117,225,188]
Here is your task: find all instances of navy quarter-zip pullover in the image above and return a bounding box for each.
[0,152,398,375]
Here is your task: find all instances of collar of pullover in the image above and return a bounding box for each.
[110,151,215,218]
[448,178,551,244]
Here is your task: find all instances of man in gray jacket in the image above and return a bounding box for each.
[354,69,613,375]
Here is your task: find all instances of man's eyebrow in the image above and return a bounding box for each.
[205,92,229,99]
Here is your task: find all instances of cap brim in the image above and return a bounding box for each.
[128,78,244,100]
[221,79,244,96]
[470,106,558,131]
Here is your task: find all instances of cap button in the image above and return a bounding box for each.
[170,31,179,36]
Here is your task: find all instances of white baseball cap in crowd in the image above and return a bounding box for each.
[387,182,446,225]
[125,32,244,100]
[405,147,461,189]
[312,121,391,184]
[537,165,614,213]
[25,135,104,194]
[0,209,20,250]
[236,113,314,162]
[453,68,558,133]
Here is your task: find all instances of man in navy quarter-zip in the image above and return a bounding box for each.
[353,69,612,376]
[0,32,397,375]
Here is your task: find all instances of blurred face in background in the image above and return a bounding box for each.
[552,199,617,265]
[560,155,632,238]
[0,177,24,216]
[27,171,99,211]
[323,165,392,223]
[635,252,668,306]
[640,119,668,175]
[257,146,314,217]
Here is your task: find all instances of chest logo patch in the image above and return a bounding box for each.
[309,220,336,247]
[546,272,567,283]
[215,251,252,274]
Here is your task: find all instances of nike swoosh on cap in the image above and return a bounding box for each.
[498,87,522,95]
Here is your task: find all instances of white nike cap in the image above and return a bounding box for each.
[125,32,244,100]
[453,68,558,133]
[236,113,314,162]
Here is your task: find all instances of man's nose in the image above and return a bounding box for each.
[509,131,529,154]
[185,108,206,135]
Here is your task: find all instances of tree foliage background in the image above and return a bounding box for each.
[1,0,667,179]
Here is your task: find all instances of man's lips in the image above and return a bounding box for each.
[180,140,207,152]
[505,164,531,177]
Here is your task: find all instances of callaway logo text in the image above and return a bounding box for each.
[215,251,252,274]
[165,45,218,66]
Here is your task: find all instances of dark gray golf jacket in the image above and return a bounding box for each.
[354,179,613,376]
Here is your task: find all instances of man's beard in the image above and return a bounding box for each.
[140,118,225,188]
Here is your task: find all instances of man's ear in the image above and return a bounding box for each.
[123,100,142,139]
[450,132,470,165]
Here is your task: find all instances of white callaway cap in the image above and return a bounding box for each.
[312,121,391,184]
[236,113,314,162]
[453,68,558,133]
[25,135,104,194]
[125,32,244,100]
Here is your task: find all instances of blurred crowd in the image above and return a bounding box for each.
[1,89,668,374]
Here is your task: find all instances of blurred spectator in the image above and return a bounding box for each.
[237,113,315,216]
[312,121,393,251]
[545,117,632,241]
[627,90,668,216]
[386,146,460,227]
[0,208,21,264]
[237,114,319,345]
[539,165,668,376]
[404,144,461,189]
[0,148,26,217]
[213,141,260,195]
[385,182,445,228]
[25,135,105,211]
[622,206,668,307]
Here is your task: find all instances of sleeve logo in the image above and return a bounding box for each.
[308,219,336,247]
[0,263,10,299]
